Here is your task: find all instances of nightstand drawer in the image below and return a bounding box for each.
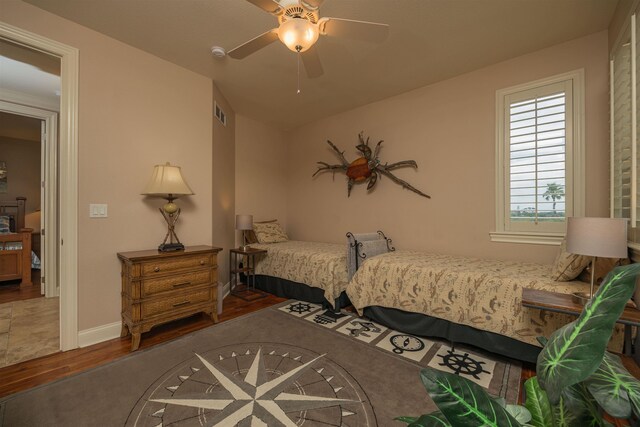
[142,270,213,296]
[142,255,214,277]
[142,288,212,317]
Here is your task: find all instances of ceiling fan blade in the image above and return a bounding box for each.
[300,0,325,11]
[318,17,389,43]
[301,46,324,78]
[245,0,282,15]
[227,29,279,59]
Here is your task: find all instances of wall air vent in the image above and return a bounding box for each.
[214,101,227,126]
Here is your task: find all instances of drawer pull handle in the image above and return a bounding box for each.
[172,281,192,288]
[173,300,191,307]
[200,260,205,265]
[153,267,160,272]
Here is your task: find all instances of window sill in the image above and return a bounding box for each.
[489,231,564,246]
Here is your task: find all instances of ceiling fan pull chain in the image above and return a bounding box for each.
[297,51,301,94]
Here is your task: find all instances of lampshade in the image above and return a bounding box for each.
[235,214,253,231]
[25,210,41,232]
[141,162,194,197]
[278,18,319,52]
[566,217,628,258]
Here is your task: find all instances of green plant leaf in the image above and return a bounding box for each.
[560,382,603,426]
[506,405,532,424]
[394,413,453,427]
[537,263,640,404]
[420,368,522,427]
[552,395,580,427]
[396,416,418,424]
[585,350,640,418]
[524,377,553,427]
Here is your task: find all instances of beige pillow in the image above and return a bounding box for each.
[253,221,288,244]
[578,257,630,286]
[551,240,591,281]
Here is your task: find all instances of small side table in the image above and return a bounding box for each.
[229,247,268,301]
[522,288,640,360]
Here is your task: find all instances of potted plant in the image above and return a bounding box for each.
[398,263,640,426]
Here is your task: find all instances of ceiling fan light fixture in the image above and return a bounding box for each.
[278,17,319,52]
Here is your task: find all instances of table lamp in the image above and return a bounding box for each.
[566,217,628,303]
[236,214,253,251]
[142,162,194,252]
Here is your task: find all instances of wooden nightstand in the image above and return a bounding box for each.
[118,245,222,351]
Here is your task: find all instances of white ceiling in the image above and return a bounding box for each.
[0,39,61,108]
[22,0,619,129]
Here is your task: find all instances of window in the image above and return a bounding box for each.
[491,71,584,245]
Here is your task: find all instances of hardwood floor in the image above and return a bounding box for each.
[0,291,637,427]
[0,270,42,304]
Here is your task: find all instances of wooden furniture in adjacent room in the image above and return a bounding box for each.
[229,247,267,301]
[522,288,640,358]
[118,245,222,351]
[0,196,33,286]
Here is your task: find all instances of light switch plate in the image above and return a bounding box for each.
[89,204,108,218]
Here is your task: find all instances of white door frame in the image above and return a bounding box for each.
[0,22,79,351]
[0,101,58,299]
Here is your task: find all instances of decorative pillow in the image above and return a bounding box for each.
[551,239,591,281]
[0,216,10,234]
[253,221,288,244]
[578,256,630,286]
[245,220,278,244]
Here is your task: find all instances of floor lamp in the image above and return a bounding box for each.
[566,217,628,303]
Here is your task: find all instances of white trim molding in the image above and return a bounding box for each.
[493,69,585,245]
[78,322,122,348]
[0,22,79,351]
[0,87,60,112]
[489,231,564,246]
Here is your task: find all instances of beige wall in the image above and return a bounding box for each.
[235,115,288,239]
[212,84,235,286]
[286,31,610,264]
[0,136,40,214]
[1,1,213,330]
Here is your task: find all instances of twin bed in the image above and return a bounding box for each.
[248,227,621,363]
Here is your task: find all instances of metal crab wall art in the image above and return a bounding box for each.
[312,133,431,199]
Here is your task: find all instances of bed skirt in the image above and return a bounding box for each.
[255,275,351,311]
[363,305,541,363]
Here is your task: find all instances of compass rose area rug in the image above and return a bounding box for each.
[0,301,521,427]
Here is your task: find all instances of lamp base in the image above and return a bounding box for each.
[158,242,185,252]
[571,291,592,305]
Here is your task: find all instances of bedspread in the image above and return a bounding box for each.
[347,250,624,350]
[252,241,349,303]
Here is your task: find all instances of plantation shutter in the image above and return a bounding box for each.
[505,80,571,233]
[612,32,633,221]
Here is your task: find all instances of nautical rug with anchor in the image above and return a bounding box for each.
[0,301,521,426]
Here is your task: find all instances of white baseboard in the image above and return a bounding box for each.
[221,280,230,299]
[78,321,121,348]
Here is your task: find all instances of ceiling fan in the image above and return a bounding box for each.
[227,0,389,78]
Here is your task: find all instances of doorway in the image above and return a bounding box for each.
[0,21,79,358]
[0,42,60,366]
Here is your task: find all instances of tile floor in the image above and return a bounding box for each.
[0,297,59,367]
